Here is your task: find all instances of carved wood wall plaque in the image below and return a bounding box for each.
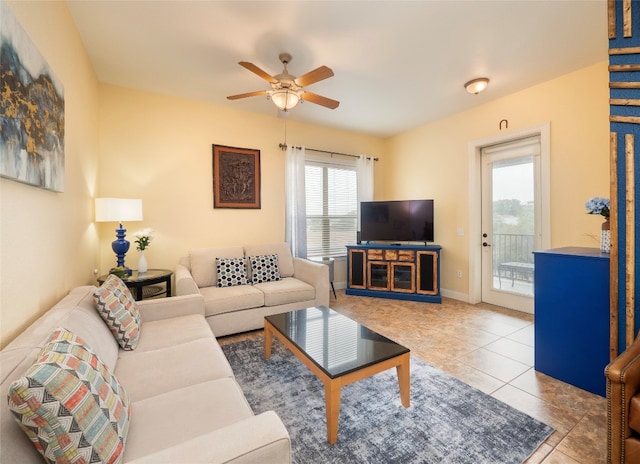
[212,145,261,209]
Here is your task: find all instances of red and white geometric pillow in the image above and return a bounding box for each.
[93,274,141,351]
[7,328,131,464]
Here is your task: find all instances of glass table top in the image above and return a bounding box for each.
[97,269,172,284]
[265,306,409,379]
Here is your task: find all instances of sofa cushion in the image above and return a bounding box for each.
[244,243,294,277]
[7,328,130,464]
[123,378,254,461]
[2,286,120,372]
[216,256,249,287]
[190,246,245,288]
[94,274,141,350]
[115,338,234,402]
[131,314,214,353]
[255,277,316,307]
[249,254,282,284]
[199,284,265,317]
[61,289,121,371]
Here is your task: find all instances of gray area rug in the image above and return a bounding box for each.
[222,338,553,464]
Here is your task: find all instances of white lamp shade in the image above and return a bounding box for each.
[270,89,301,111]
[95,198,143,223]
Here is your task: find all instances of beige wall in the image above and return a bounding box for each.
[0,2,609,347]
[97,85,385,277]
[382,61,609,299]
[1,1,101,347]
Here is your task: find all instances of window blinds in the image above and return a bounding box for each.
[305,161,357,258]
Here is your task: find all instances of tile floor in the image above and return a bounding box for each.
[219,290,607,463]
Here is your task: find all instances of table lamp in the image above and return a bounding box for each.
[95,198,143,272]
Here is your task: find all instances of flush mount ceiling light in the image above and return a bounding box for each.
[464,77,490,95]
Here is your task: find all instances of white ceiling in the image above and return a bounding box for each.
[66,1,608,138]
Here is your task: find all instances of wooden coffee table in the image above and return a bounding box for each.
[264,306,410,444]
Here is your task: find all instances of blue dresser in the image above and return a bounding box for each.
[533,247,610,397]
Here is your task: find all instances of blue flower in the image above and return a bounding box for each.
[585,197,610,219]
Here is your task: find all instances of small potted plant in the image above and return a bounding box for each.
[585,197,610,221]
[133,228,154,273]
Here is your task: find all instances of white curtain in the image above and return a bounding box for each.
[356,155,375,230]
[285,145,307,258]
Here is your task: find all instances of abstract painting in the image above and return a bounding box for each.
[0,2,65,192]
[212,145,261,209]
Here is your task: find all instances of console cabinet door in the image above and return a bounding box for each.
[349,249,367,289]
[368,262,390,290]
[417,251,438,295]
[391,262,415,292]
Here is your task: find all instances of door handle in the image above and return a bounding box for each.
[482,242,491,247]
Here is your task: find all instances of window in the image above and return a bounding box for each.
[305,157,357,258]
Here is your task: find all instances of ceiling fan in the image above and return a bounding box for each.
[227,53,339,112]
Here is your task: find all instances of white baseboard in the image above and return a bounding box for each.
[440,288,470,303]
[334,281,347,290]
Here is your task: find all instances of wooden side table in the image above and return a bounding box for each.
[97,269,173,301]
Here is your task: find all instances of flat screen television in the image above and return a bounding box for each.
[360,199,434,243]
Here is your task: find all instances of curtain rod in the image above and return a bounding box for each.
[278,143,379,161]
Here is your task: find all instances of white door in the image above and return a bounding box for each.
[480,136,541,313]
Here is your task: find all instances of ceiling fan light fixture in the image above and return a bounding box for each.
[269,89,301,111]
[229,53,338,110]
[464,77,490,95]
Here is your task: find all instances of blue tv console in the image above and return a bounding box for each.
[346,244,441,303]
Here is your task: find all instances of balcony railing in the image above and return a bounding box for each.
[492,233,535,282]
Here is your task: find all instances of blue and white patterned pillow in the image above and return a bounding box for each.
[250,254,281,284]
[216,257,248,287]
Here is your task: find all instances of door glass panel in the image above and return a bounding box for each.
[491,156,535,297]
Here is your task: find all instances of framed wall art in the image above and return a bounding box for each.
[212,144,261,209]
[0,2,65,192]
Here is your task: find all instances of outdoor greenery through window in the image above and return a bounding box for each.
[305,159,357,258]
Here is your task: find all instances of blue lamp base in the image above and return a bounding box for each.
[111,223,132,274]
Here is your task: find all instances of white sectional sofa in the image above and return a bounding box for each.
[0,285,291,463]
[175,243,330,337]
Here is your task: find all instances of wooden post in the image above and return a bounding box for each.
[626,134,635,348]
[611,132,619,360]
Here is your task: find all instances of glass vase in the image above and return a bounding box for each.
[601,219,611,253]
[138,250,148,273]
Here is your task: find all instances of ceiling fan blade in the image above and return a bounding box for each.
[238,61,278,83]
[301,91,340,109]
[295,65,334,87]
[226,90,268,100]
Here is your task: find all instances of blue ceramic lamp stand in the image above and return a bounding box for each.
[94,197,143,275]
[112,222,131,272]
